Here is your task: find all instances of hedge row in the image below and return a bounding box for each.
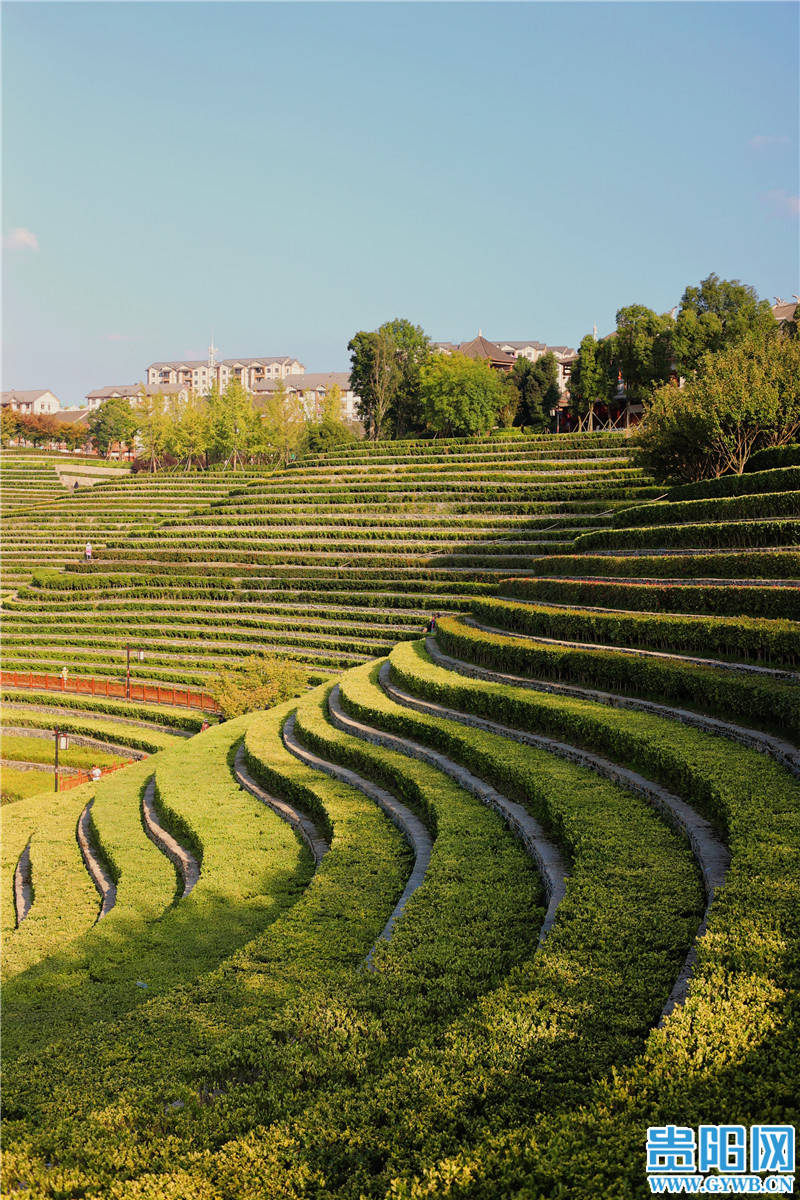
[517,549,800,579]
[301,430,627,457]
[575,518,800,552]
[2,662,701,1197]
[744,443,800,472]
[382,638,800,1199]
[0,690,208,732]
[472,596,800,668]
[434,615,800,740]
[501,576,800,620]
[103,533,574,556]
[1,714,314,1060]
[668,465,800,501]
[612,489,800,528]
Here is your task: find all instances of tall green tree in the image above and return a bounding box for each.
[419,352,505,436]
[88,396,139,458]
[611,305,674,403]
[673,273,776,376]
[379,318,431,436]
[137,390,172,472]
[169,392,210,469]
[512,352,562,430]
[348,329,399,440]
[207,381,260,468]
[568,335,613,428]
[259,380,306,466]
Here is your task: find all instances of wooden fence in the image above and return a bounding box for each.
[1,670,221,714]
[59,759,136,792]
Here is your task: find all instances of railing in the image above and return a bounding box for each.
[1,670,221,713]
[59,759,136,792]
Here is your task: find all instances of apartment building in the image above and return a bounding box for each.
[145,346,304,395]
[1,389,61,415]
[254,372,360,423]
[85,383,189,411]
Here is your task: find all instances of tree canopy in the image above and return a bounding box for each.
[635,331,800,481]
[419,352,505,436]
[567,335,611,426]
[348,318,431,438]
[87,396,139,457]
[511,353,561,430]
[673,273,776,376]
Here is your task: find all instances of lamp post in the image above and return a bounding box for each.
[54,728,69,793]
[126,645,145,699]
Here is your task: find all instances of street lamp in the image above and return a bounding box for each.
[126,645,145,699]
[54,728,69,793]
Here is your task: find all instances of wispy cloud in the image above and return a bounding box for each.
[3,227,39,251]
[766,189,800,218]
[749,134,791,149]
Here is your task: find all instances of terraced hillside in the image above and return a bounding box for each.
[3,445,798,1196]
[3,458,798,1195]
[0,685,208,802]
[2,431,663,686]
[0,450,129,517]
[0,458,251,591]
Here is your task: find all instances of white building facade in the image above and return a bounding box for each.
[145,345,304,395]
[1,389,61,415]
[254,372,360,423]
[85,384,189,411]
[493,340,578,396]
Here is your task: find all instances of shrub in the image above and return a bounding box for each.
[744,443,800,472]
[211,653,307,717]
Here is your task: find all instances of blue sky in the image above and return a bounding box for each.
[3,1,798,407]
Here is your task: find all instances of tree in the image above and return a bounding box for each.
[636,332,800,481]
[258,381,306,467]
[207,381,260,468]
[611,305,674,403]
[512,352,562,430]
[88,396,139,458]
[419,352,505,437]
[136,389,172,472]
[673,273,775,376]
[169,392,210,470]
[348,329,399,440]
[568,335,613,428]
[379,318,431,436]
[211,653,306,718]
[302,383,358,455]
[496,373,520,429]
[1,408,20,445]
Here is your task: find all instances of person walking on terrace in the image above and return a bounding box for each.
[84,541,92,562]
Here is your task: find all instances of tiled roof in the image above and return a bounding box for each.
[495,340,548,352]
[87,384,185,400]
[773,299,799,323]
[254,372,352,394]
[56,408,91,425]
[222,356,301,367]
[1,389,55,404]
[148,361,208,370]
[457,335,516,364]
